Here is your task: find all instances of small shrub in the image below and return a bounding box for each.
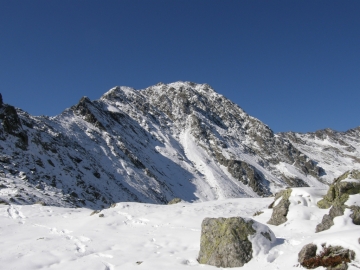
[302,246,353,269]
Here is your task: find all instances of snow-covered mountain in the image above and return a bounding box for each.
[0,82,359,208]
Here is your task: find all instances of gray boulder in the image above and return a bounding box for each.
[316,205,345,233]
[267,189,292,226]
[198,217,275,268]
[316,170,360,232]
[298,243,318,265]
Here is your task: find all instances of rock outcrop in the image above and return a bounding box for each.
[198,216,275,268]
[267,189,292,226]
[0,101,28,150]
[316,170,360,232]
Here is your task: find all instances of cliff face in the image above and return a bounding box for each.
[0,82,358,209]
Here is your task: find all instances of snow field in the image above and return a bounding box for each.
[1,187,359,269]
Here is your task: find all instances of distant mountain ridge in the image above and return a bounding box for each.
[0,82,359,209]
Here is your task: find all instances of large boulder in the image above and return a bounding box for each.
[267,189,292,226]
[198,217,275,268]
[316,170,360,232]
[298,243,355,269]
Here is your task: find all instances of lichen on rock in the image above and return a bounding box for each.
[198,216,275,268]
[316,170,360,232]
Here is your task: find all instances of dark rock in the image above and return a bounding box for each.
[0,199,9,205]
[298,243,317,265]
[316,206,345,233]
[72,96,106,130]
[47,159,55,167]
[0,104,28,149]
[267,189,292,226]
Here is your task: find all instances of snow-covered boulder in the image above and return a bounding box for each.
[198,216,275,268]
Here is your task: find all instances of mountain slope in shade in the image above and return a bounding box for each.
[0,82,357,208]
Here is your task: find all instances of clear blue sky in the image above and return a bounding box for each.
[1,0,359,133]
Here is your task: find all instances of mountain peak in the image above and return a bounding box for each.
[0,82,358,209]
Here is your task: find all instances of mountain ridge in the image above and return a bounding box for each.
[0,82,359,209]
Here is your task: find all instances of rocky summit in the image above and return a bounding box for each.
[0,82,359,209]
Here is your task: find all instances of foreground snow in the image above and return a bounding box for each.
[1,188,359,269]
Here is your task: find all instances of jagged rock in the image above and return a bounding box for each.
[316,170,360,232]
[168,198,181,205]
[267,189,292,225]
[198,217,275,268]
[0,103,28,149]
[72,96,106,130]
[316,205,345,233]
[226,159,271,196]
[298,243,355,269]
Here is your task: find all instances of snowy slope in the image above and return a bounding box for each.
[282,128,360,183]
[1,188,359,269]
[0,82,358,208]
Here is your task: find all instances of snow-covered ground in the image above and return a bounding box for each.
[1,187,359,269]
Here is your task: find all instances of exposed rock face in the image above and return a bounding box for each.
[298,243,355,269]
[318,170,360,209]
[267,189,292,226]
[282,128,360,184]
[0,103,28,149]
[198,217,275,268]
[316,170,360,232]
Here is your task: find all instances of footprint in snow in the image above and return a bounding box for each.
[7,205,26,223]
